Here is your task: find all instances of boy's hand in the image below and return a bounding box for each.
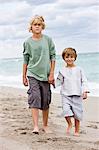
[51,80,55,88]
[23,76,28,86]
[82,92,87,100]
[48,72,55,87]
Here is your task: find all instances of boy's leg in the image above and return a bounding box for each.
[65,116,72,134]
[42,108,49,127]
[74,119,80,136]
[31,108,39,133]
[42,108,52,133]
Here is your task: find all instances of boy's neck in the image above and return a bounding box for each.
[66,64,76,68]
[32,33,42,40]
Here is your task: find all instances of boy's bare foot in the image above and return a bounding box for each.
[42,126,52,133]
[32,127,39,134]
[74,132,80,136]
[66,126,72,135]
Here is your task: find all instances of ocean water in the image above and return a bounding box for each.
[0,52,99,96]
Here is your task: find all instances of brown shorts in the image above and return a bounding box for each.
[27,76,51,110]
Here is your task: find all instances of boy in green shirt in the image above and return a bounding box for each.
[23,15,56,134]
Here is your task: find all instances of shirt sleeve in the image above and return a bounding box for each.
[55,71,64,87]
[49,38,56,61]
[81,68,89,93]
[23,42,30,65]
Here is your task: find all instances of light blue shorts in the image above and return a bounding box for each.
[61,95,83,121]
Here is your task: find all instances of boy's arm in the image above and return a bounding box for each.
[81,68,90,99]
[48,60,55,86]
[23,42,30,86]
[55,71,64,87]
[23,64,28,86]
[48,37,56,86]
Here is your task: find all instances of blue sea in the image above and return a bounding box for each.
[0,52,99,96]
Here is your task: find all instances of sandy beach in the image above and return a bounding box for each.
[0,86,99,150]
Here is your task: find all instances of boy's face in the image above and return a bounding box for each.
[64,54,75,66]
[31,19,43,34]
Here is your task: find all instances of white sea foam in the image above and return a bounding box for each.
[0,75,25,89]
[0,74,99,97]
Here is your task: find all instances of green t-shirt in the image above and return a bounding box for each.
[23,34,56,81]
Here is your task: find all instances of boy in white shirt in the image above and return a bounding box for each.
[56,47,89,136]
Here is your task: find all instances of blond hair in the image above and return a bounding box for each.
[29,15,45,32]
[62,47,77,60]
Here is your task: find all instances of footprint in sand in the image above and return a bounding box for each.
[87,125,98,129]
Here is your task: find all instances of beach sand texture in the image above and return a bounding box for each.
[0,86,99,150]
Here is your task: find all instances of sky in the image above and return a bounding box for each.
[0,0,99,58]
